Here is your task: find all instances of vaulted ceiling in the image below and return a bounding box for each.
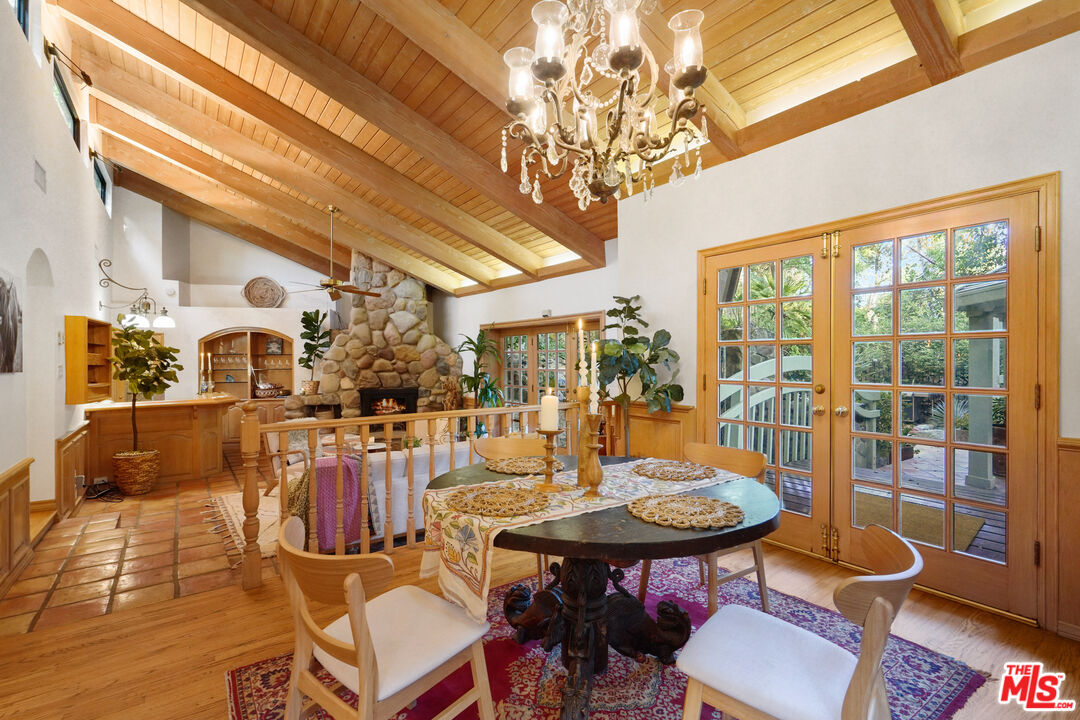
[50,0,1079,295]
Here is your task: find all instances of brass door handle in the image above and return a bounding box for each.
[834,406,849,417]
[812,405,826,416]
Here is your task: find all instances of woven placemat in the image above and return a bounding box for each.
[448,486,550,517]
[627,494,744,529]
[631,460,717,482]
[485,456,564,475]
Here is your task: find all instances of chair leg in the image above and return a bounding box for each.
[536,554,548,587]
[285,636,312,720]
[637,559,652,604]
[470,640,496,720]
[697,557,706,586]
[681,677,704,720]
[751,541,770,613]
[706,551,718,618]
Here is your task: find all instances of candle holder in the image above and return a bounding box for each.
[576,385,590,488]
[579,413,604,498]
[535,428,564,493]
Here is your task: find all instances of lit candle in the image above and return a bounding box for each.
[540,387,559,431]
[577,318,587,387]
[589,341,599,415]
[207,352,212,374]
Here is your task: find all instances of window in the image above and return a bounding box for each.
[52,64,79,148]
[8,0,28,37]
[92,159,108,205]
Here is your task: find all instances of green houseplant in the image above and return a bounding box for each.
[108,317,183,495]
[598,295,684,457]
[456,329,503,436]
[298,309,331,395]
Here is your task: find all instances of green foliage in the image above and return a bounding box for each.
[109,317,183,451]
[456,329,503,410]
[597,295,684,417]
[298,310,331,381]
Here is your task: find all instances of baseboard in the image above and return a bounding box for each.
[1057,621,1080,641]
[29,499,55,512]
[30,510,58,547]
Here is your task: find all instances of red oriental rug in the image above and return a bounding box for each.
[226,558,986,720]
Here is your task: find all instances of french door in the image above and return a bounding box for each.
[703,191,1041,617]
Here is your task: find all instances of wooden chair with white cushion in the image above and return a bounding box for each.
[473,436,551,586]
[260,432,309,497]
[277,516,495,720]
[638,443,770,615]
[678,524,923,720]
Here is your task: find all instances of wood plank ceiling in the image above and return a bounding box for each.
[49,0,1079,295]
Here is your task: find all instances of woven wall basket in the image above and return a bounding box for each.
[242,276,287,308]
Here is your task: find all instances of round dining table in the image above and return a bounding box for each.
[429,455,781,720]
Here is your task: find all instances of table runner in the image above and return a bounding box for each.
[420,459,739,622]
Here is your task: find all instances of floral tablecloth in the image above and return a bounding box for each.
[420,459,739,622]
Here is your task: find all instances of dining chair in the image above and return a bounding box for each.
[637,442,770,616]
[678,524,923,720]
[277,516,495,720]
[473,436,552,586]
[260,432,309,497]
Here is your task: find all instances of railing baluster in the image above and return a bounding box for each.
[406,420,416,547]
[427,418,437,488]
[383,421,394,554]
[467,416,476,463]
[359,424,370,554]
[239,402,261,589]
[306,428,318,554]
[277,430,288,520]
[335,427,345,555]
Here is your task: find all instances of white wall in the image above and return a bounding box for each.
[0,8,113,500]
[442,32,1080,436]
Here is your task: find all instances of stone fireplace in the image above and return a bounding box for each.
[283,252,462,420]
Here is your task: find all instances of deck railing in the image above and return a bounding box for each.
[236,400,581,588]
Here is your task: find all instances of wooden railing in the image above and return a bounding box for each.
[237,401,581,589]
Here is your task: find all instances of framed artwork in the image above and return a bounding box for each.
[0,268,23,374]
[265,337,284,355]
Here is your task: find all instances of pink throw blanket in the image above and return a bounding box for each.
[314,456,362,553]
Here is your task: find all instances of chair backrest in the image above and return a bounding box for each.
[277,516,395,710]
[683,442,767,481]
[835,525,923,720]
[473,436,547,460]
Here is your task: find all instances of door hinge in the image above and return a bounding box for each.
[1035,225,1042,252]
[1034,540,1041,566]
[702,277,707,295]
[1035,383,1042,410]
[702,373,706,391]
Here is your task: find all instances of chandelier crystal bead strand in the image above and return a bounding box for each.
[501,0,708,207]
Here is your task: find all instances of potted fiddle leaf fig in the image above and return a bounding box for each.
[598,295,684,457]
[456,329,504,436]
[108,317,183,495]
[298,309,330,395]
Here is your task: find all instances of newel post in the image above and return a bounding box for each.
[239,401,262,589]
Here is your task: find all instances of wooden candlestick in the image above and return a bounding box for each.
[579,413,604,498]
[576,385,590,487]
[534,428,564,493]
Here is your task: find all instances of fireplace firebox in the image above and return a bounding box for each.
[359,387,419,417]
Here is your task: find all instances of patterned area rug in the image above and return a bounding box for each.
[226,558,986,720]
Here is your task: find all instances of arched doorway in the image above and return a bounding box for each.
[25,248,56,501]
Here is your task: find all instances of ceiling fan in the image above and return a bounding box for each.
[288,205,380,301]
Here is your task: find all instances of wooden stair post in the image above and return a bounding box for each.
[239,401,262,589]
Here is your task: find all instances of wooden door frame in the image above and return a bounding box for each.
[696,174,1061,630]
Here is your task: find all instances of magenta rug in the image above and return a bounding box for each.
[226,558,986,720]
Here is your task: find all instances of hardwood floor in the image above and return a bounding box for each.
[0,543,1075,719]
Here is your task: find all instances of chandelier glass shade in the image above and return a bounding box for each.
[500,0,709,210]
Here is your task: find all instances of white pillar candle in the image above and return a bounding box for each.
[589,341,599,414]
[540,388,559,431]
[577,318,587,387]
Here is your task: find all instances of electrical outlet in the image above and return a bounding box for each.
[75,474,86,488]
[91,476,109,486]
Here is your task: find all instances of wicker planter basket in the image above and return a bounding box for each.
[112,450,160,496]
[300,379,320,396]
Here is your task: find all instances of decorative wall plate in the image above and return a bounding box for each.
[485,456,564,475]
[631,461,717,482]
[627,495,744,529]
[448,486,549,517]
[242,276,287,308]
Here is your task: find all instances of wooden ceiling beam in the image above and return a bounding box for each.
[738,0,1080,155]
[114,170,344,279]
[92,99,495,287]
[99,135,460,292]
[891,0,964,83]
[77,52,494,286]
[180,0,605,268]
[51,0,544,276]
[453,258,597,297]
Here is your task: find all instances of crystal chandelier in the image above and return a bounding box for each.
[500,0,709,210]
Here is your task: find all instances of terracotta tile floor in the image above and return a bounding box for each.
[0,471,278,635]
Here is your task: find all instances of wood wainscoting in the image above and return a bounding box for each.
[55,422,90,521]
[604,402,697,460]
[1056,438,1080,639]
[0,458,34,596]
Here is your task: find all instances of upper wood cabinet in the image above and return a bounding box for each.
[64,316,114,404]
[198,327,294,400]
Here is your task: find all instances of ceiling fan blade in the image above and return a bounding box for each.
[327,288,342,301]
[337,284,380,297]
[288,287,324,294]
